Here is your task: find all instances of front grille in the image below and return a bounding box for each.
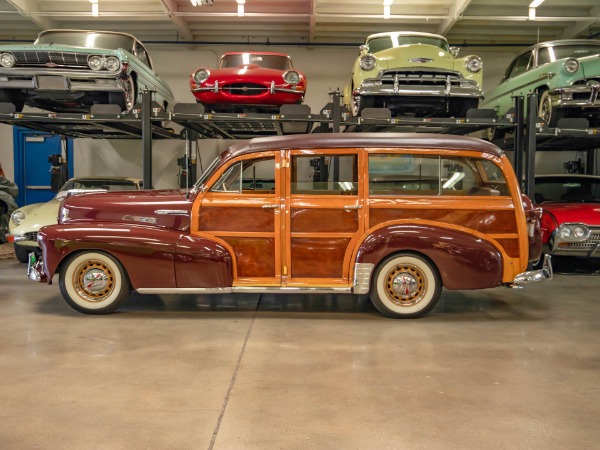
[380,70,463,86]
[567,229,600,250]
[23,232,38,242]
[222,83,268,96]
[11,51,90,68]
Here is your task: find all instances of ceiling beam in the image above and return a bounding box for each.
[560,5,600,38]
[6,0,54,30]
[159,0,194,41]
[437,0,472,36]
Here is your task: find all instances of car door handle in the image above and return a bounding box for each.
[261,204,278,209]
[343,204,363,209]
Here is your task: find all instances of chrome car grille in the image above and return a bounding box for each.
[11,51,90,68]
[566,229,600,250]
[222,83,268,96]
[22,231,39,242]
[380,70,463,86]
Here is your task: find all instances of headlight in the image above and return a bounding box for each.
[88,55,104,71]
[105,56,120,72]
[10,210,26,226]
[359,54,377,71]
[193,69,210,84]
[564,58,579,74]
[466,56,482,73]
[283,70,300,85]
[558,223,589,242]
[0,52,16,68]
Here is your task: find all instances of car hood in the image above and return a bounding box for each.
[0,43,117,55]
[578,54,600,78]
[374,44,456,71]
[60,189,192,231]
[207,64,290,81]
[11,199,62,234]
[541,202,600,226]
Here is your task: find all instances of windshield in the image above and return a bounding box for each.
[219,54,292,70]
[539,44,600,62]
[534,177,600,203]
[191,157,221,193]
[36,31,135,52]
[367,35,449,54]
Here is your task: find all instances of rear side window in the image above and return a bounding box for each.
[369,154,509,196]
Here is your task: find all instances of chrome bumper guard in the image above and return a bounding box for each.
[508,254,553,288]
[550,84,600,109]
[27,252,47,283]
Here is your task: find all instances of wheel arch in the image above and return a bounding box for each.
[354,221,504,291]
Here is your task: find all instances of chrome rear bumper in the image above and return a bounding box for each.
[507,254,553,288]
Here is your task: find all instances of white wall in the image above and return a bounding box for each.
[0,43,580,186]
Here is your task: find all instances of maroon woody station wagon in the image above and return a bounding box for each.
[28,133,552,318]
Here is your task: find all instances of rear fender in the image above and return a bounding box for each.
[355,223,503,290]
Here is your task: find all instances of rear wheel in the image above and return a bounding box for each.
[59,251,131,314]
[370,253,442,318]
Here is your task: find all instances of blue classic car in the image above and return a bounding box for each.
[481,39,600,135]
[0,29,174,113]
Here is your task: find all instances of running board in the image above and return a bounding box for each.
[136,286,353,295]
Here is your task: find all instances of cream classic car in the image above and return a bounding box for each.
[343,31,483,118]
[7,176,142,263]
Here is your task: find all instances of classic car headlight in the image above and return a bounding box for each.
[88,55,104,71]
[283,70,300,85]
[465,56,482,73]
[105,56,120,72]
[564,58,580,74]
[10,210,26,226]
[193,69,210,84]
[0,52,16,68]
[359,54,377,71]
[558,223,590,242]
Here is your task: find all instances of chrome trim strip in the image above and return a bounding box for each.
[155,209,189,216]
[353,263,374,295]
[136,286,352,295]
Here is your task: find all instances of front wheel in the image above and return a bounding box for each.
[108,77,136,112]
[538,90,564,127]
[59,251,131,314]
[370,253,442,318]
[13,244,31,264]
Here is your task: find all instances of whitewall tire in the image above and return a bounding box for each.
[370,253,442,318]
[59,251,131,314]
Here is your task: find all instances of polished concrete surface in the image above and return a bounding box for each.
[0,256,599,449]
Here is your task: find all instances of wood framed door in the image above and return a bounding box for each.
[196,151,282,286]
[284,149,365,287]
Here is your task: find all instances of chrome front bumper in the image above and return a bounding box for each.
[191,80,304,95]
[509,254,553,287]
[0,67,125,92]
[27,253,47,283]
[358,77,482,99]
[550,84,600,109]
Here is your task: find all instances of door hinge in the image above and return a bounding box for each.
[283,265,288,275]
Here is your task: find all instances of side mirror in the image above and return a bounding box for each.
[359,44,369,55]
[449,47,460,57]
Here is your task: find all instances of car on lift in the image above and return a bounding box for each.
[8,176,142,263]
[481,39,600,138]
[189,51,307,113]
[0,29,174,113]
[534,174,600,262]
[28,133,550,318]
[342,31,483,117]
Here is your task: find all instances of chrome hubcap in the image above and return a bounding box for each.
[384,263,427,307]
[73,260,115,302]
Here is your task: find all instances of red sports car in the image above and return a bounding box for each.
[189,51,307,113]
[534,174,600,260]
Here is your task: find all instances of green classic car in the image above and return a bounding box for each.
[481,39,600,133]
[0,29,174,113]
[342,31,483,118]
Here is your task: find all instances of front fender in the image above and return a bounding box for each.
[355,224,503,290]
[38,222,182,289]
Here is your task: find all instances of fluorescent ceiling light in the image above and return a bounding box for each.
[237,0,245,17]
[90,0,98,17]
[383,0,392,19]
[190,0,198,5]
[529,0,545,7]
[528,7,535,20]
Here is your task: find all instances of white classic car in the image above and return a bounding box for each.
[7,176,142,262]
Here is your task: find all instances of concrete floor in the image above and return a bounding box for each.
[0,256,599,449]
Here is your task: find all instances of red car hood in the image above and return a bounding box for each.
[209,64,290,81]
[541,202,600,226]
[59,189,193,231]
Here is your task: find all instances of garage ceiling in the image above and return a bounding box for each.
[0,0,599,47]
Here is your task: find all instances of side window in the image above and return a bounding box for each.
[211,157,275,194]
[507,52,532,79]
[135,43,151,68]
[537,47,551,66]
[369,154,439,195]
[291,154,358,195]
[442,157,508,196]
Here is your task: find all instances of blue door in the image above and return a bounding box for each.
[13,127,73,206]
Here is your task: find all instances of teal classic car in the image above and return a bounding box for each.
[0,29,174,113]
[342,31,483,118]
[481,39,600,134]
